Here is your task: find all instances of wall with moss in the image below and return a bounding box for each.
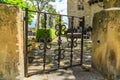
[104,0,120,9]
[92,9,120,79]
[0,4,24,80]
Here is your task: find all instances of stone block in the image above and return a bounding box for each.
[0,4,23,80]
[92,9,120,79]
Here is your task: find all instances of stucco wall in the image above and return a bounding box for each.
[92,9,120,79]
[0,4,24,80]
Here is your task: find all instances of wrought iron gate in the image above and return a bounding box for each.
[24,8,85,77]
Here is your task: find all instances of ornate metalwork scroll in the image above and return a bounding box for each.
[54,15,66,68]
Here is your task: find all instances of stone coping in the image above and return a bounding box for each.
[104,7,120,11]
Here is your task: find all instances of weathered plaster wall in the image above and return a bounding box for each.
[0,4,24,80]
[92,9,120,79]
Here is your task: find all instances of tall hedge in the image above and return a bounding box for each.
[36,28,56,42]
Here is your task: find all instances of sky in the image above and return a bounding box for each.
[29,0,67,28]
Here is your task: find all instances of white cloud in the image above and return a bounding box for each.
[50,0,67,15]
[50,0,68,28]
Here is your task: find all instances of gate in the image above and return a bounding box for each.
[24,8,86,77]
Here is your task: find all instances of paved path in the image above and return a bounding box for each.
[24,66,104,80]
[24,37,104,80]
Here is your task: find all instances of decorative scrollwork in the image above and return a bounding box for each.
[67,37,77,42]
[39,37,52,42]
[39,43,51,50]
[54,49,65,60]
[39,43,44,50]
[55,31,59,36]
[55,24,66,36]
[55,24,61,31]
[54,23,66,64]
[61,25,66,35]
[68,41,77,48]
[67,37,78,48]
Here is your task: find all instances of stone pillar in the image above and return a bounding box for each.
[92,7,120,80]
[0,4,24,80]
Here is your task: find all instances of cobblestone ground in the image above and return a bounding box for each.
[24,37,104,80]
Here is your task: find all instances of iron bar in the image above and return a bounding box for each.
[28,10,81,18]
[70,16,74,66]
[80,16,85,65]
[43,13,47,71]
[45,63,81,73]
[57,15,62,68]
[24,8,28,77]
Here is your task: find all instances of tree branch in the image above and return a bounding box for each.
[40,0,50,11]
[30,0,37,10]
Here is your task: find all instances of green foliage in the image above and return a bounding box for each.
[36,28,56,42]
[62,28,68,35]
[40,4,62,28]
[44,4,60,28]
[29,0,55,11]
[28,42,33,46]
[47,56,53,63]
[0,0,6,3]
[40,14,60,28]
[50,0,55,2]
[29,0,58,29]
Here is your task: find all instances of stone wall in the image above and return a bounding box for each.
[0,4,24,80]
[92,8,120,80]
[92,0,120,79]
[67,0,103,27]
[104,0,120,9]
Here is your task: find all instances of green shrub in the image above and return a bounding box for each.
[32,31,36,36]
[28,42,32,46]
[36,28,56,42]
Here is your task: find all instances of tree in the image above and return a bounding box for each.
[39,4,64,29]
[29,0,55,30]
[0,0,6,3]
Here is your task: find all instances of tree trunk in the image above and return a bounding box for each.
[47,14,49,28]
[36,5,41,31]
[36,12,40,31]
